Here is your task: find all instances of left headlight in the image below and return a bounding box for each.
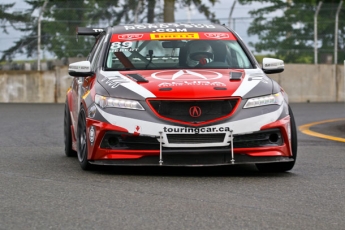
[243,92,284,109]
[95,94,145,110]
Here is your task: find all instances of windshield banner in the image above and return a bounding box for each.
[110,32,236,42]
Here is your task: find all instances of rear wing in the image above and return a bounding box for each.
[76,27,104,41]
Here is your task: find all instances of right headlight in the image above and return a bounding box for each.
[243,92,284,108]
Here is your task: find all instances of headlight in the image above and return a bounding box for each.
[243,92,284,108]
[95,94,145,110]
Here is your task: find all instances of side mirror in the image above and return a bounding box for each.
[262,58,284,74]
[68,61,95,77]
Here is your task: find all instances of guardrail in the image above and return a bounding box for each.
[0,64,344,103]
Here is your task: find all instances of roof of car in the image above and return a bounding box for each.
[109,23,230,34]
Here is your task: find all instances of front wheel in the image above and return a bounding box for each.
[77,107,93,170]
[64,100,77,157]
[255,105,298,173]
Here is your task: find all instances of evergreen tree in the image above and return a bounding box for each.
[0,3,30,33]
[1,0,98,60]
[0,3,31,61]
[239,0,345,63]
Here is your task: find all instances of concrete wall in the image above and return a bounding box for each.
[0,64,344,103]
[0,67,72,103]
[270,64,345,103]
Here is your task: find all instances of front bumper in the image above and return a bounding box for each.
[84,115,293,166]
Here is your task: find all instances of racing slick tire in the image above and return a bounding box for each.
[64,100,77,157]
[255,105,298,173]
[77,107,93,170]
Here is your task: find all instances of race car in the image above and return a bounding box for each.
[64,23,297,172]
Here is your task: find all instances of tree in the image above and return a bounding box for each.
[238,0,345,63]
[0,3,31,33]
[147,0,156,23]
[1,0,99,60]
[1,0,220,61]
[0,3,32,61]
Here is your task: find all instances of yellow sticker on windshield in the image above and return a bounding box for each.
[150,33,199,40]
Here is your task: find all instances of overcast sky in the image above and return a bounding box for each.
[0,0,262,60]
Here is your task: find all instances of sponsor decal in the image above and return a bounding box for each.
[124,24,216,31]
[69,66,89,70]
[158,81,226,87]
[204,33,230,39]
[151,70,222,81]
[152,28,187,32]
[264,62,283,67]
[101,75,129,88]
[103,80,121,89]
[150,33,199,40]
[110,41,139,52]
[163,126,231,134]
[92,29,103,32]
[248,74,269,84]
[133,125,141,135]
[111,31,236,42]
[111,48,139,52]
[118,34,143,40]
[189,106,202,118]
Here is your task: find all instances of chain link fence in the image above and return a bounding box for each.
[0,1,344,70]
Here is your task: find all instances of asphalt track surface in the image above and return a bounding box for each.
[0,103,344,230]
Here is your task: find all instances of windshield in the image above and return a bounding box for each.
[105,33,253,70]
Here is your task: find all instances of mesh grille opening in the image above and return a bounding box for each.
[148,99,238,123]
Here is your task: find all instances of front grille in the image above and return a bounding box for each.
[167,133,226,144]
[148,99,238,124]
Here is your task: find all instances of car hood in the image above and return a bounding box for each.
[98,69,273,99]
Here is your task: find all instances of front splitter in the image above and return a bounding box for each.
[89,155,293,167]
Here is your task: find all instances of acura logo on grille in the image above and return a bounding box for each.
[189,106,202,117]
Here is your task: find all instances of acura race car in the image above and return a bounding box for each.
[64,23,297,172]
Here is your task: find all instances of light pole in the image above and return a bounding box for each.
[228,1,237,28]
[314,1,322,64]
[37,0,48,71]
[334,0,343,64]
[134,0,143,23]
